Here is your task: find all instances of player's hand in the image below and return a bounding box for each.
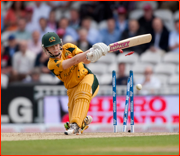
[86,48,103,62]
[93,43,109,56]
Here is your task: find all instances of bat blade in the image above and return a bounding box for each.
[108,34,152,53]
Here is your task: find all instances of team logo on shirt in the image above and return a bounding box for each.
[65,52,72,58]
[49,36,56,42]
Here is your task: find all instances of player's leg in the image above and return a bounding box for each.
[81,85,99,133]
[71,82,92,127]
[65,74,99,135]
[64,89,74,130]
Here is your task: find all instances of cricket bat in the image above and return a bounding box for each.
[108,34,152,53]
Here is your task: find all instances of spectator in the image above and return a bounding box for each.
[47,10,57,31]
[115,6,128,39]
[5,35,19,58]
[57,28,65,39]
[149,18,169,54]
[38,17,55,40]
[116,62,129,85]
[1,15,4,31]
[1,44,12,76]
[10,41,35,82]
[63,35,77,45]
[79,2,113,22]
[13,18,31,42]
[81,17,100,45]
[77,28,92,52]
[58,17,78,41]
[31,2,51,24]
[136,66,161,95]
[112,2,136,12]
[95,1,114,22]
[109,62,128,86]
[100,18,120,45]
[23,67,41,84]
[159,1,179,13]
[35,51,50,74]
[121,19,146,55]
[4,1,26,31]
[69,8,80,31]
[138,4,155,34]
[47,1,72,10]
[79,2,98,21]
[30,67,41,83]
[25,6,39,33]
[28,30,42,55]
[168,19,179,53]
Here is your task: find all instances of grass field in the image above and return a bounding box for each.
[1,135,179,155]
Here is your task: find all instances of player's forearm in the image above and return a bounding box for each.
[82,51,91,64]
[62,50,90,70]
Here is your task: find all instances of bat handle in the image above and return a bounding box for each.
[107,46,110,52]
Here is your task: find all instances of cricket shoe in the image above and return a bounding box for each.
[81,115,93,134]
[64,123,80,135]
[64,122,70,130]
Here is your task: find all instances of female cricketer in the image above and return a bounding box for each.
[42,32,108,135]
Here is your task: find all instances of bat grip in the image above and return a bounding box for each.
[107,46,110,52]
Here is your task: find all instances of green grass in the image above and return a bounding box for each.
[1,135,179,155]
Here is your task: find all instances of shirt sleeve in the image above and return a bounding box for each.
[73,45,84,56]
[63,43,84,56]
[48,59,64,75]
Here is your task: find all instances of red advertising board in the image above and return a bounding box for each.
[44,96,179,124]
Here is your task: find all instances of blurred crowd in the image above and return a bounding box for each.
[1,1,179,90]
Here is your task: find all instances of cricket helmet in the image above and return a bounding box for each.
[42,32,63,57]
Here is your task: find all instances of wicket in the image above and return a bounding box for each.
[112,70,117,133]
[112,70,134,133]
[129,70,134,133]
[123,77,130,132]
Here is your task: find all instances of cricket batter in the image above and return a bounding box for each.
[42,32,109,135]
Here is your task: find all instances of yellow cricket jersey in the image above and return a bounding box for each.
[47,43,91,89]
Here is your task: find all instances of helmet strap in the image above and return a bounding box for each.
[45,47,61,58]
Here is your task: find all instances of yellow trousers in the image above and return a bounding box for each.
[67,74,99,128]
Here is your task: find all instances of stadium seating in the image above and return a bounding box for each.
[176,65,179,73]
[133,74,144,84]
[136,1,158,10]
[154,63,176,75]
[1,1,179,94]
[39,74,60,84]
[168,74,179,86]
[154,9,174,31]
[99,73,112,85]
[140,52,161,64]
[1,74,9,88]
[163,53,179,64]
[55,10,63,21]
[129,9,144,20]
[132,63,154,74]
[98,20,108,30]
[98,53,117,64]
[154,74,169,86]
[87,63,108,75]
[107,63,118,74]
[71,1,89,10]
[117,52,139,64]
